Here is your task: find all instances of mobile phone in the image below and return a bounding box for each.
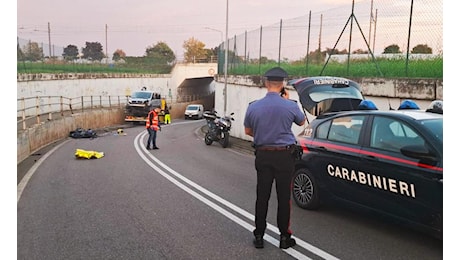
[280,87,286,96]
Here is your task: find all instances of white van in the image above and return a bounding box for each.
[184,104,204,120]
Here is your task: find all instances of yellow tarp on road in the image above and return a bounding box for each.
[75,149,104,159]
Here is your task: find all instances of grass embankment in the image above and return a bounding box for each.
[18,58,442,79]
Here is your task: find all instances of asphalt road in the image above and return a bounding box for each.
[17,119,442,259]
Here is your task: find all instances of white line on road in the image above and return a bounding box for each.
[135,131,339,260]
[17,140,70,203]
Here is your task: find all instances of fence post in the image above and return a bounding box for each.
[35,96,41,125]
[48,96,52,121]
[60,96,64,116]
[259,25,263,74]
[21,98,26,130]
[278,19,282,66]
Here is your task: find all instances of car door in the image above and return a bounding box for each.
[311,114,370,204]
[359,115,442,230]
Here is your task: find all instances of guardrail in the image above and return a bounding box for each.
[17,95,127,130]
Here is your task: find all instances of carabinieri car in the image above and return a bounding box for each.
[288,76,443,239]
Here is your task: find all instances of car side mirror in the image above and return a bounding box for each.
[401,144,438,162]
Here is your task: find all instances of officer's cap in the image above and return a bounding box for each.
[263,67,288,81]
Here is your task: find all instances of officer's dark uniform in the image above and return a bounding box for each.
[244,67,305,249]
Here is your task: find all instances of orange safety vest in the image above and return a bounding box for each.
[146,110,160,131]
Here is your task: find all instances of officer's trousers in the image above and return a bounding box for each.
[253,149,294,237]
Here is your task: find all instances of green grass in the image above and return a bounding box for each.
[17,57,442,79]
[230,58,443,79]
[17,61,172,74]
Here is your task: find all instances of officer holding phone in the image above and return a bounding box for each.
[244,67,305,250]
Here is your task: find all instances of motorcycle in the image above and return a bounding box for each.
[203,110,235,148]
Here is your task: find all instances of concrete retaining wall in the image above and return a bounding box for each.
[17,108,125,164]
[17,72,442,164]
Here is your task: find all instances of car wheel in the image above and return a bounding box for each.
[292,168,320,210]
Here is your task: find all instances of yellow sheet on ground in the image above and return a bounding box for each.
[75,149,104,159]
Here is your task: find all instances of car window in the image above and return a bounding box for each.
[370,116,425,153]
[321,115,364,145]
[316,121,331,139]
[421,118,443,142]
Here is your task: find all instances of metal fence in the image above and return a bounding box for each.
[17,0,442,78]
[17,94,215,130]
[217,0,442,77]
[17,95,126,130]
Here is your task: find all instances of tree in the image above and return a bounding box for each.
[183,37,207,63]
[325,48,348,55]
[113,49,126,61]
[383,44,402,54]
[352,49,369,54]
[411,44,432,54]
[17,43,25,61]
[206,47,219,62]
[145,42,175,63]
[62,44,79,61]
[82,41,104,61]
[308,48,326,64]
[21,41,43,61]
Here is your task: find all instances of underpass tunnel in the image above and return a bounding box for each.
[176,76,215,112]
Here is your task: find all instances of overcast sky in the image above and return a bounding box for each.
[17,0,388,58]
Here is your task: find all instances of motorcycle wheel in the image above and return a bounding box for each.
[204,132,213,145]
[220,132,230,148]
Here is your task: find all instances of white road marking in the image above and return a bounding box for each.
[135,131,339,260]
[17,140,70,202]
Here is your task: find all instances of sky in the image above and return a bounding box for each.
[17,0,440,59]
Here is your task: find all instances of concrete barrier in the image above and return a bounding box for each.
[17,108,125,164]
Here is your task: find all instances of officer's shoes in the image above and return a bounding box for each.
[279,235,296,249]
[152,147,159,150]
[253,234,264,249]
[146,147,152,150]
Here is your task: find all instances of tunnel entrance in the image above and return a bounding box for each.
[176,76,215,111]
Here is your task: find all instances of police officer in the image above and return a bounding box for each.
[244,67,305,249]
[146,105,162,150]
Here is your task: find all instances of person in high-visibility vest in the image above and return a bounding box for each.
[164,106,171,124]
[146,105,162,150]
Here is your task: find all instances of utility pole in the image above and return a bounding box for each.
[318,14,322,62]
[105,24,108,64]
[224,0,229,115]
[48,22,52,58]
[368,0,374,45]
[373,9,378,53]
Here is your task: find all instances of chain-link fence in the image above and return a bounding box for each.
[18,0,442,78]
[218,0,442,78]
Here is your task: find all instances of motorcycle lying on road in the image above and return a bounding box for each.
[203,110,235,148]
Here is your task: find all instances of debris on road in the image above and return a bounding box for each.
[69,128,97,139]
[75,149,104,159]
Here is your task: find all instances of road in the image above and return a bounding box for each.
[17,119,442,259]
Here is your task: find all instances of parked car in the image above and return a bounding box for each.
[289,76,443,239]
[184,104,204,119]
